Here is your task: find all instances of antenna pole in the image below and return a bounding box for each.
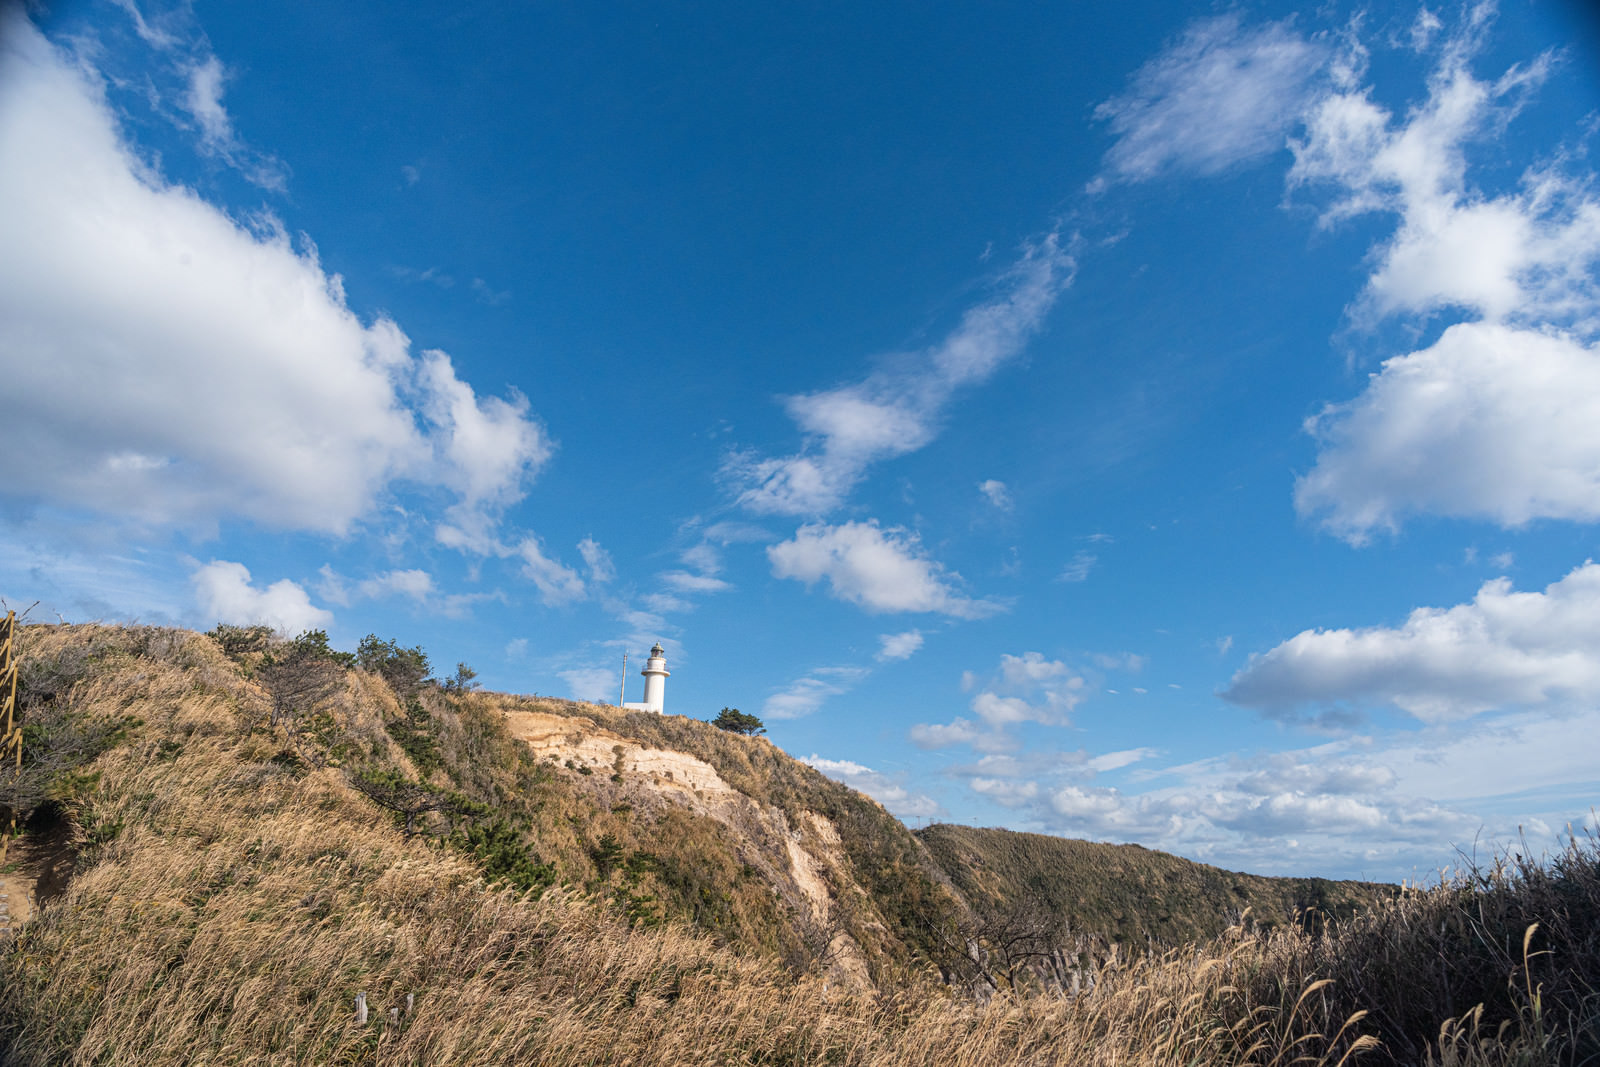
[620,651,627,706]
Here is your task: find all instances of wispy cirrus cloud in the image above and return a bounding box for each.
[726,236,1072,516]
[764,666,868,720]
[1092,13,1333,186]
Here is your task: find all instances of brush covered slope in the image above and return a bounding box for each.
[919,823,1395,949]
[3,623,1598,1065]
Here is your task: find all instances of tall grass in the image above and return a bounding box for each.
[0,624,1594,1065]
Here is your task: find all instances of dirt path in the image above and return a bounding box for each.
[0,814,74,937]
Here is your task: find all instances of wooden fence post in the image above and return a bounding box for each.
[0,612,20,869]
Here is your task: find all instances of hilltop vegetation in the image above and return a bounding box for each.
[1,623,1596,1065]
[919,823,1394,949]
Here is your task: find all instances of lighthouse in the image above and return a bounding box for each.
[622,642,670,713]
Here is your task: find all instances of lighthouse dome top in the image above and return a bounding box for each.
[649,642,664,657]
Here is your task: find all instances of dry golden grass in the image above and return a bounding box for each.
[1,624,1593,1065]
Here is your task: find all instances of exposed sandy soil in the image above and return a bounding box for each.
[500,707,875,987]
[0,812,74,936]
[502,710,736,799]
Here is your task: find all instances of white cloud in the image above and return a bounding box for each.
[660,570,733,594]
[802,754,940,819]
[1297,324,1600,540]
[1233,756,1396,796]
[1094,14,1330,184]
[421,351,552,546]
[1086,747,1158,773]
[728,237,1071,515]
[182,55,231,149]
[1088,651,1146,672]
[1224,561,1600,724]
[560,666,617,704]
[912,650,1087,750]
[1285,13,1600,539]
[505,637,528,658]
[764,667,867,720]
[174,51,287,190]
[192,560,331,635]
[876,629,925,662]
[357,568,434,601]
[768,521,1001,618]
[642,593,692,614]
[1289,38,1581,328]
[109,0,180,49]
[969,777,1040,807]
[679,542,721,574]
[316,564,489,619]
[1058,550,1097,582]
[909,717,1016,753]
[578,537,615,584]
[999,651,1071,687]
[516,538,586,606]
[977,479,1013,511]
[0,17,546,541]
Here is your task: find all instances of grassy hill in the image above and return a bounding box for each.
[918,824,1395,950]
[1,623,1595,1065]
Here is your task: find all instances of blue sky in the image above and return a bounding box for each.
[4,0,1600,881]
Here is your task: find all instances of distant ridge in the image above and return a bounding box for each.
[918,823,1395,949]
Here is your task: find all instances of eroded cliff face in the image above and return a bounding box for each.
[500,707,877,987]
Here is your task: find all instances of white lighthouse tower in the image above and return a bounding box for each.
[622,642,669,714]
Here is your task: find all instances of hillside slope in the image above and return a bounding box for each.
[3,623,1597,1065]
[919,824,1395,951]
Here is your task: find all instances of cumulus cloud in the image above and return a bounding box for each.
[422,352,552,545]
[192,560,331,635]
[727,237,1072,515]
[768,521,1001,618]
[1285,11,1600,538]
[1224,562,1600,724]
[0,17,547,541]
[802,755,941,819]
[935,707,1596,877]
[877,629,925,662]
[969,777,1040,807]
[912,651,1087,751]
[1289,35,1583,327]
[909,717,1017,754]
[1296,325,1600,538]
[1094,14,1331,184]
